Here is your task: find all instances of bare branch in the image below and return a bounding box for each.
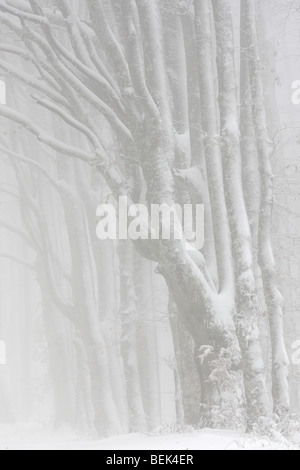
[0,218,35,250]
[0,43,35,63]
[0,145,73,283]
[0,56,69,108]
[51,0,96,68]
[0,186,19,199]
[6,0,70,27]
[0,252,35,271]
[79,22,120,95]
[0,0,49,25]
[21,24,132,141]
[31,94,103,151]
[0,144,75,198]
[29,0,125,116]
[0,105,97,162]
[87,0,133,92]
[118,0,159,120]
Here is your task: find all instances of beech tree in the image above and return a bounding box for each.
[0,0,292,433]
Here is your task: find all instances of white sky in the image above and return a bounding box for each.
[0,80,6,105]
[0,340,6,365]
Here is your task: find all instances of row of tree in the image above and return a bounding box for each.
[0,0,297,435]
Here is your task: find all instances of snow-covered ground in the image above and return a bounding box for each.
[0,425,299,450]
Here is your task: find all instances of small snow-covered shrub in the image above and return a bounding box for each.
[198,346,245,430]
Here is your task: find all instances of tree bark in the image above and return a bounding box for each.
[212,0,270,426]
[244,0,290,416]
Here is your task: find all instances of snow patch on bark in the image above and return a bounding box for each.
[174,167,205,194]
[224,114,240,139]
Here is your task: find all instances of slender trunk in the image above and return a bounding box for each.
[59,160,123,435]
[169,297,185,426]
[0,368,14,423]
[240,0,270,392]
[36,256,77,427]
[119,239,147,432]
[169,297,201,426]
[244,0,290,415]
[194,0,234,293]
[212,0,270,426]
[0,311,14,422]
[74,160,129,432]
[69,215,123,436]
[73,331,95,433]
[135,255,162,430]
[180,12,218,287]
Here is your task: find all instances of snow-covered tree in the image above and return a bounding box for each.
[0,0,294,434]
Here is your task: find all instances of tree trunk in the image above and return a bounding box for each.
[119,239,147,432]
[211,0,270,427]
[244,0,290,416]
[135,255,162,430]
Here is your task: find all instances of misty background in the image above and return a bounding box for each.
[0,0,300,448]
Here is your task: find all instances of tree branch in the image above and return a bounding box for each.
[29,0,125,116]
[0,252,35,271]
[0,105,97,162]
[86,0,132,93]
[0,56,69,108]
[0,218,36,250]
[19,22,132,141]
[31,94,103,151]
[118,0,159,120]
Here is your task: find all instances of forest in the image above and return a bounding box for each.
[0,0,300,450]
